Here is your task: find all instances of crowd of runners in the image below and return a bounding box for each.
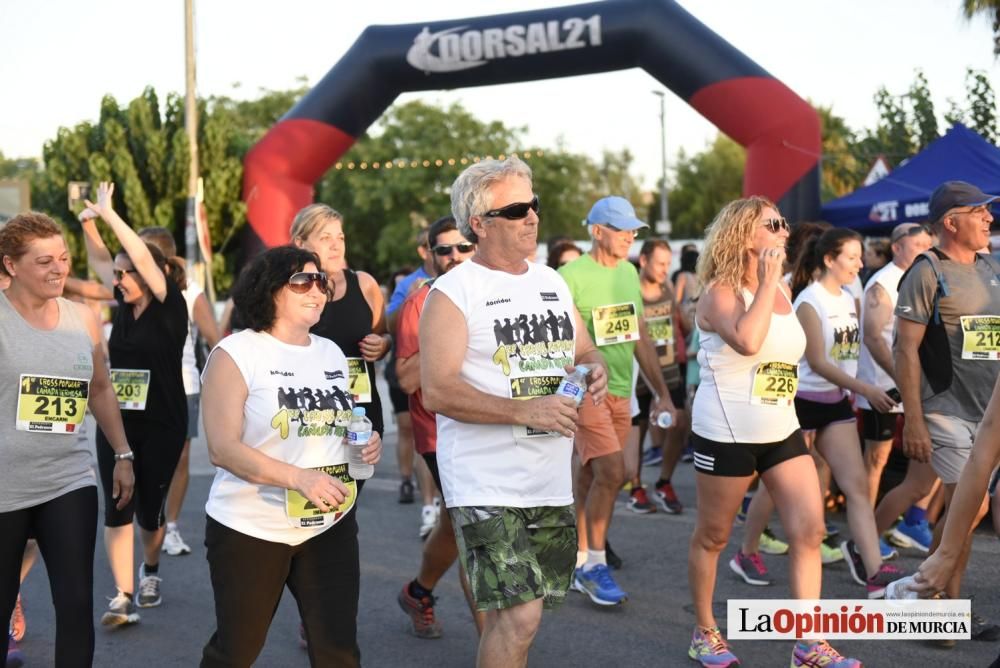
[1,160,1000,668]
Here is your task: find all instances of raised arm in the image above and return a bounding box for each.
[79,209,114,289]
[84,182,167,302]
[64,275,113,301]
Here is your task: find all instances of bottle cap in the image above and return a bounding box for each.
[575,364,589,375]
[352,407,366,416]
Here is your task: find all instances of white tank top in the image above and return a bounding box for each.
[793,282,860,394]
[856,262,904,412]
[693,286,806,443]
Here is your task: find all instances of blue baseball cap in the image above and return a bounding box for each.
[585,196,649,231]
[928,181,999,223]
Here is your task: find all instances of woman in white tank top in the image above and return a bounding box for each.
[789,228,903,596]
[686,198,858,667]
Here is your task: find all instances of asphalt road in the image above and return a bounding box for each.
[14,373,1000,667]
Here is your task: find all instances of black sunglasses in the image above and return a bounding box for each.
[762,218,790,234]
[287,271,327,294]
[432,242,476,256]
[482,196,540,220]
[112,268,138,281]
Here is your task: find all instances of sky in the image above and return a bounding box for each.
[2,0,998,194]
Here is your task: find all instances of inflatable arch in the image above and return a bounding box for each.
[243,0,821,250]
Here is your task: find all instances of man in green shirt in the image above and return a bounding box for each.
[559,196,675,606]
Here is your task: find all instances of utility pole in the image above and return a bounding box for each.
[652,90,670,234]
[184,0,200,277]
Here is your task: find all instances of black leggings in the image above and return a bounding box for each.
[96,422,185,530]
[201,514,361,667]
[0,486,97,668]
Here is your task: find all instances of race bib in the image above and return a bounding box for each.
[592,302,640,346]
[646,315,674,347]
[110,369,151,410]
[509,375,562,438]
[16,374,89,433]
[960,316,1000,360]
[750,362,798,407]
[284,463,357,528]
[346,357,372,403]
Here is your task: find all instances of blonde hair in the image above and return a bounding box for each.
[290,204,343,243]
[697,196,777,290]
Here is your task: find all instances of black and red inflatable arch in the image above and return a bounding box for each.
[243,0,820,251]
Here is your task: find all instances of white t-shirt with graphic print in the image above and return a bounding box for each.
[205,329,355,545]
[431,260,577,509]
[794,282,860,394]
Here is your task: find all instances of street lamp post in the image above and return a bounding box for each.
[652,90,669,234]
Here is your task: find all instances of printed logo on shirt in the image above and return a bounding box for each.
[270,370,295,377]
[270,385,353,439]
[831,323,860,362]
[539,292,559,302]
[324,370,346,381]
[486,297,512,307]
[490,309,575,376]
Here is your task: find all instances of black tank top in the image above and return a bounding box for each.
[311,269,385,436]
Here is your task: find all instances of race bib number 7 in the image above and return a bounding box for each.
[346,357,372,403]
[110,369,151,410]
[592,302,640,346]
[750,362,798,407]
[961,316,1000,360]
[285,463,357,529]
[16,374,89,433]
[510,375,562,438]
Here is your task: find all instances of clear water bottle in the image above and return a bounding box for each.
[885,575,919,600]
[555,365,589,406]
[347,407,374,480]
[651,411,673,429]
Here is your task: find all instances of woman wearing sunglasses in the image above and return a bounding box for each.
[199,246,381,666]
[290,205,390,445]
[687,198,860,667]
[0,212,134,666]
[80,182,189,627]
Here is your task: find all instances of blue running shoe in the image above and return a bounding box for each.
[575,564,627,606]
[791,639,860,667]
[879,537,898,560]
[889,520,932,553]
[642,447,663,467]
[688,626,740,667]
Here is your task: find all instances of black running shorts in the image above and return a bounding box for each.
[691,431,809,477]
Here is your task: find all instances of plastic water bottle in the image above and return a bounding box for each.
[885,575,919,600]
[651,411,674,429]
[555,365,589,406]
[347,407,374,480]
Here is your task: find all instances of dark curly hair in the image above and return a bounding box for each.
[231,245,323,331]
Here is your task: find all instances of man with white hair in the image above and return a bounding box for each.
[420,156,608,668]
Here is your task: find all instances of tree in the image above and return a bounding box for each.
[0,151,40,180]
[961,0,1000,55]
[666,134,744,238]
[945,68,998,143]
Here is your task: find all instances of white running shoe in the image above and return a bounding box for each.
[419,504,438,539]
[101,591,140,627]
[136,564,162,608]
[162,527,191,556]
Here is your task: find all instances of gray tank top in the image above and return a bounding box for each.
[0,292,97,512]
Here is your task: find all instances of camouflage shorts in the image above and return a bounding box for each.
[449,505,577,612]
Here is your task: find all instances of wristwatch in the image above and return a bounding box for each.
[114,451,135,462]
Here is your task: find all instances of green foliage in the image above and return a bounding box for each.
[666,134,745,238]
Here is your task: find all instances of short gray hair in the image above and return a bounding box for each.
[450,155,532,242]
[290,203,343,243]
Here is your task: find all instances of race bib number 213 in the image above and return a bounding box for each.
[16,374,89,433]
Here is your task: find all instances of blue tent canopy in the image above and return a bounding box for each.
[822,123,1000,234]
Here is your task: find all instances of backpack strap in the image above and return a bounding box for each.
[914,249,949,325]
[977,251,1000,283]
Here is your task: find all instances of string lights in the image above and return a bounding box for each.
[334,150,544,171]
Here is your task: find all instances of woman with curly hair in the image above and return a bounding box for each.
[199,245,382,667]
[686,197,859,667]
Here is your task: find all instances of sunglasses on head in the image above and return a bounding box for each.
[432,242,476,256]
[762,218,790,234]
[482,195,540,220]
[287,271,327,294]
[112,268,138,281]
[893,224,931,242]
